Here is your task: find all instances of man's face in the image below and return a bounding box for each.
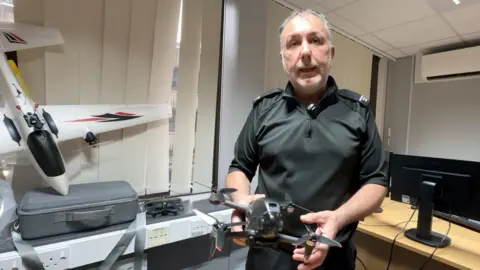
[280,14,334,94]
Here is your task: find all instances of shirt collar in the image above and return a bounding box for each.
[282,75,338,100]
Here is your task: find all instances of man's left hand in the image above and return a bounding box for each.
[292,211,344,270]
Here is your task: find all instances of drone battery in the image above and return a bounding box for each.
[17,180,139,240]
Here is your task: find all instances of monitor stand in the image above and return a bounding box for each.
[404,180,451,248]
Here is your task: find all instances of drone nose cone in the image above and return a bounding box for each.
[56,183,69,196]
[46,174,70,196]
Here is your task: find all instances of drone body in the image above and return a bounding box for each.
[244,198,286,238]
[193,188,342,261]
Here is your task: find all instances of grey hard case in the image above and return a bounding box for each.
[17,180,139,240]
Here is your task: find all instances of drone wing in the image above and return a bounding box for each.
[0,22,64,52]
[40,103,171,143]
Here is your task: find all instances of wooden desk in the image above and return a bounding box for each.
[356,198,480,270]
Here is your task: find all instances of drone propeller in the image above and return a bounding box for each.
[193,208,218,226]
[192,209,247,260]
[206,188,252,212]
[280,193,315,215]
[292,224,342,260]
[209,187,237,204]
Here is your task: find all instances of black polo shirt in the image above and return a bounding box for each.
[228,76,388,247]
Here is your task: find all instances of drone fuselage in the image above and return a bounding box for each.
[0,53,69,195]
[244,198,285,239]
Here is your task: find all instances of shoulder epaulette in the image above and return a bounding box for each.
[252,88,283,106]
[336,89,369,107]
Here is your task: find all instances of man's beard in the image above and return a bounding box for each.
[281,55,332,94]
[281,52,332,78]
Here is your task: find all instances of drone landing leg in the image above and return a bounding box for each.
[208,235,216,261]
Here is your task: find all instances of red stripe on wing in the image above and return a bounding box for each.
[115,112,136,116]
[64,117,108,123]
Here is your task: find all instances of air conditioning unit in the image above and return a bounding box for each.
[414,45,480,83]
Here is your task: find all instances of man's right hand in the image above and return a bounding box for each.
[230,194,265,246]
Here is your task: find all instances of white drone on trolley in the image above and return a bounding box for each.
[0,22,171,195]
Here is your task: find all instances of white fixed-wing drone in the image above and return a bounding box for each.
[0,22,172,196]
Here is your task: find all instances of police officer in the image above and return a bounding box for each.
[225,9,388,270]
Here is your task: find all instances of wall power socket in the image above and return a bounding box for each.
[0,246,69,270]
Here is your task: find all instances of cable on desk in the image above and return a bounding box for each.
[356,255,367,270]
[418,206,452,270]
[385,208,417,270]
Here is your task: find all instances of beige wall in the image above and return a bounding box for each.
[409,73,480,161]
[264,0,290,91]
[329,32,373,99]
[384,54,480,162]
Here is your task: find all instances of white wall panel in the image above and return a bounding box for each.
[264,0,290,91]
[170,0,203,195]
[217,0,268,191]
[97,0,131,187]
[76,0,104,182]
[192,0,222,193]
[121,0,157,193]
[144,0,181,194]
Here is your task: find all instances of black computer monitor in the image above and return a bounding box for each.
[385,150,392,197]
[389,153,480,248]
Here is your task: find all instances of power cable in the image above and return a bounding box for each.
[385,208,416,270]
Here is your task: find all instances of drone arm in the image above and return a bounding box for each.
[276,233,299,245]
[222,200,250,212]
[226,231,249,239]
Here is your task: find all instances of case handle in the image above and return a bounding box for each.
[67,207,113,221]
[54,207,113,224]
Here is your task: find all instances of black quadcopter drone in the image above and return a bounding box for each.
[143,197,184,218]
[192,188,342,261]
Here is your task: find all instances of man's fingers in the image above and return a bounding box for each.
[251,194,265,200]
[300,212,327,224]
[297,262,318,270]
[293,247,305,254]
[292,253,305,262]
[231,211,245,232]
[231,216,244,231]
[296,246,325,270]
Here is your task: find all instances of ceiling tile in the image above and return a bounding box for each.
[357,34,394,51]
[373,15,457,48]
[315,0,357,11]
[462,31,480,46]
[400,36,463,55]
[463,31,480,41]
[334,0,436,32]
[325,12,367,36]
[386,49,407,59]
[425,0,480,13]
[288,0,329,13]
[442,2,480,35]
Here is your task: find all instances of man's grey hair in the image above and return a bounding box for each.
[278,9,332,47]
